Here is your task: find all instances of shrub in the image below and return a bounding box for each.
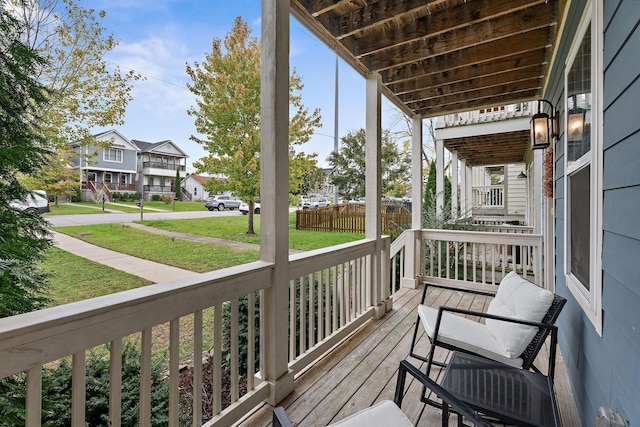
[151,194,161,201]
[0,342,173,426]
[161,195,172,204]
[72,187,82,202]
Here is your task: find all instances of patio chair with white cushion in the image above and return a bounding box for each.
[409,271,566,379]
[273,360,493,427]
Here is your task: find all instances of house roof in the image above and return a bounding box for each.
[189,175,211,185]
[131,139,189,158]
[291,0,565,166]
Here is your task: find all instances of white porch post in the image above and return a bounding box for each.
[451,151,458,219]
[460,159,467,215]
[466,163,473,216]
[260,0,294,405]
[365,72,385,319]
[401,114,423,290]
[435,138,444,219]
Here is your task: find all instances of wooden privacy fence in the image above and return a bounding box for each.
[296,203,411,234]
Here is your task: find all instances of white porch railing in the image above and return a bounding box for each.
[419,229,543,292]
[472,185,504,209]
[438,101,536,127]
[0,229,542,425]
[0,237,394,427]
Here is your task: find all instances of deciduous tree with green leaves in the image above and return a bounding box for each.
[6,0,142,190]
[0,7,52,316]
[186,17,321,234]
[327,128,411,200]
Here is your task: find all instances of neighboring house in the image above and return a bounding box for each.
[182,175,210,201]
[131,139,188,200]
[69,129,139,202]
[320,168,335,198]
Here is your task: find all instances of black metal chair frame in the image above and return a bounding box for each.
[409,282,567,380]
[273,359,493,427]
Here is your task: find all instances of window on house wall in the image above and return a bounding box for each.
[564,1,602,334]
[103,148,123,162]
[194,187,197,196]
[104,173,112,183]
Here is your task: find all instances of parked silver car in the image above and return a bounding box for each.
[302,196,330,209]
[204,195,242,211]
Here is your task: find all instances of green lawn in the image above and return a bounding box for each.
[139,213,364,251]
[41,247,213,359]
[110,200,206,212]
[43,247,152,306]
[44,203,110,215]
[55,223,260,272]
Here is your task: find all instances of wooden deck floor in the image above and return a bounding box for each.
[240,286,580,426]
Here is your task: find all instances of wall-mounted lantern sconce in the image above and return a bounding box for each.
[517,171,528,179]
[530,99,558,150]
[567,107,586,142]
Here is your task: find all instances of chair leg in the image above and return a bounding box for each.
[409,314,428,362]
[409,316,448,370]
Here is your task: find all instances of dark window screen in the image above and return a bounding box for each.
[570,165,591,290]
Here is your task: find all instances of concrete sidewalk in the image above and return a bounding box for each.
[52,231,197,283]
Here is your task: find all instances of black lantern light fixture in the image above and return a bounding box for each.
[530,99,558,150]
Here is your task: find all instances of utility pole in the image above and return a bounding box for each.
[333,51,339,204]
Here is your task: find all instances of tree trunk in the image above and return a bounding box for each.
[247,201,255,234]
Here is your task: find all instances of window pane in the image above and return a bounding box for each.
[570,165,591,290]
[567,24,591,164]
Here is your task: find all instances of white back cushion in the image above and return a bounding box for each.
[486,272,554,357]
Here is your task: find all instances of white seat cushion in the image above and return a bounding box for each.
[486,272,554,357]
[418,304,523,368]
[328,400,414,427]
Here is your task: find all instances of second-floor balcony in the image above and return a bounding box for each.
[142,161,186,172]
[0,229,577,426]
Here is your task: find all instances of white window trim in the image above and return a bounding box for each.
[103,148,124,163]
[563,0,603,336]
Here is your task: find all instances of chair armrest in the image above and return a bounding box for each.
[273,406,294,427]
[420,282,495,304]
[394,360,493,427]
[436,305,558,331]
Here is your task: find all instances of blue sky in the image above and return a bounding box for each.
[93,0,411,172]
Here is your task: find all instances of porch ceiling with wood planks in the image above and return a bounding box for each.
[290,0,564,165]
[445,130,531,165]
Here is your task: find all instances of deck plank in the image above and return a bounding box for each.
[236,286,578,427]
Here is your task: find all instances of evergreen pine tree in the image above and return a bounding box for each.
[0,9,53,316]
[175,169,182,200]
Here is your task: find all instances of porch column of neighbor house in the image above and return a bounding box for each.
[435,138,445,219]
[260,0,294,405]
[460,159,467,215]
[365,72,385,320]
[401,114,423,291]
[451,151,458,219]
[466,163,473,216]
